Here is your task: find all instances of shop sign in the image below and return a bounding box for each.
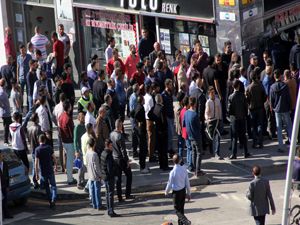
[264,5,300,32]
[242,0,255,5]
[243,7,258,21]
[219,0,235,7]
[81,10,134,31]
[220,11,236,21]
[120,0,179,14]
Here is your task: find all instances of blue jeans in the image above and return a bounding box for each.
[19,78,26,97]
[213,132,221,156]
[167,117,175,152]
[185,139,193,169]
[62,143,75,182]
[275,112,292,149]
[89,180,101,209]
[177,135,185,159]
[41,173,57,202]
[23,95,33,128]
[250,109,264,146]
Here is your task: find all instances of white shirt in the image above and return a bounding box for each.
[143,93,154,120]
[53,102,64,127]
[85,111,96,131]
[205,97,222,122]
[165,164,191,195]
[36,105,51,132]
[189,81,197,96]
[105,45,113,63]
[31,33,50,60]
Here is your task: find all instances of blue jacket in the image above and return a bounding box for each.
[183,109,201,142]
[270,81,291,113]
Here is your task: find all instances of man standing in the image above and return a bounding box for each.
[106,48,125,76]
[26,59,38,110]
[247,53,259,81]
[110,119,133,201]
[95,106,110,154]
[0,55,15,96]
[165,154,191,225]
[51,32,64,78]
[270,70,292,152]
[105,37,115,63]
[221,40,232,66]
[0,78,12,145]
[129,84,139,158]
[4,27,16,61]
[78,87,93,114]
[184,97,205,177]
[138,28,153,62]
[162,79,175,157]
[101,139,120,217]
[149,42,164,66]
[93,70,107,113]
[17,44,32,100]
[58,24,71,63]
[35,134,57,209]
[125,44,140,80]
[228,80,250,159]
[58,100,77,185]
[31,26,50,60]
[246,165,275,225]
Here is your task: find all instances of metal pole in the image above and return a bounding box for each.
[282,87,300,225]
[155,17,160,43]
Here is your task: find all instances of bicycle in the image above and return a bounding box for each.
[290,181,300,225]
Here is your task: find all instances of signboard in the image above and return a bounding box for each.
[264,0,297,12]
[219,0,235,6]
[242,0,255,5]
[56,0,73,20]
[73,0,214,19]
[219,11,236,21]
[243,7,258,20]
[160,28,171,54]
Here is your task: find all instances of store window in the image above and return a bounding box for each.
[159,18,216,57]
[78,8,137,67]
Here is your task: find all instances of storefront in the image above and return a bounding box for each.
[73,0,216,71]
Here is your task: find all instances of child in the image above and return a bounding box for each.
[86,137,104,210]
[205,87,222,160]
[35,134,57,209]
[10,78,23,113]
[73,112,87,189]
[9,112,29,170]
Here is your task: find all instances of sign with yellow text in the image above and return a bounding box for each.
[242,0,255,5]
[219,0,235,6]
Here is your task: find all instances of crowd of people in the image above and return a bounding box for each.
[1,23,300,222]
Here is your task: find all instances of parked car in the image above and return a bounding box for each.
[0,146,31,206]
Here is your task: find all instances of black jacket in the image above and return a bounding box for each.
[106,88,120,121]
[0,161,9,191]
[246,81,266,111]
[93,80,107,109]
[153,103,168,135]
[134,103,147,135]
[191,88,206,122]
[100,149,115,181]
[228,90,248,120]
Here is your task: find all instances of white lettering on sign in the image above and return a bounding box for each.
[162,3,178,14]
[141,0,147,10]
[129,0,137,8]
[149,0,158,11]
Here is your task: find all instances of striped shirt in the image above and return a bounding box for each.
[31,34,49,60]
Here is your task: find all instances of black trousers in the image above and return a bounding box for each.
[115,160,132,200]
[264,102,276,136]
[2,116,12,144]
[14,149,29,170]
[231,119,248,156]
[254,215,266,225]
[137,129,147,170]
[156,131,168,169]
[105,178,115,215]
[172,188,186,225]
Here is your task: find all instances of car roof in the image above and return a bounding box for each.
[0,146,12,151]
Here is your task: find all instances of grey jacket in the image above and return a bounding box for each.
[110,130,129,163]
[86,150,102,181]
[246,177,275,217]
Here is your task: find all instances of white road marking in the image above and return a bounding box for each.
[3,212,35,224]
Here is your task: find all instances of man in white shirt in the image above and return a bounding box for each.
[165,154,191,225]
[105,37,115,63]
[58,24,71,62]
[143,85,155,162]
[31,26,50,60]
[85,102,96,131]
[36,96,52,133]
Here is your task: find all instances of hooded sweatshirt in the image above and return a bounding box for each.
[9,122,27,151]
[270,81,291,113]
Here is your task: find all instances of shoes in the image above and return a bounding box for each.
[3,142,9,147]
[195,170,206,177]
[77,184,84,190]
[68,179,77,185]
[33,183,40,190]
[109,212,121,217]
[215,155,224,160]
[140,168,150,174]
[244,153,251,158]
[4,214,13,219]
[229,155,237,160]
[49,200,56,209]
[97,205,107,210]
[118,198,125,203]
[126,195,135,200]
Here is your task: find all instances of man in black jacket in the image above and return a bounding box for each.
[134,96,149,174]
[106,78,120,121]
[93,70,107,114]
[0,152,13,219]
[191,77,207,152]
[101,139,120,217]
[110,119,133,201]
[228,80,250,159]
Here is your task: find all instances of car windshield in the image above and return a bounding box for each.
[0,148,21,165]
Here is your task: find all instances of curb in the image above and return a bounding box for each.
[30,176,211,200]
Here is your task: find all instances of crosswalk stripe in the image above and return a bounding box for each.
[220,193,230,199]
[3,212,35,224]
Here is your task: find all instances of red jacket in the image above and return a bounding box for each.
[58,111,74,143]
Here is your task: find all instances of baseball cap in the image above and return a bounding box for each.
[81,86,89,95]
[250,53,258,59]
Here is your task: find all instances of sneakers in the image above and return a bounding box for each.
[68,178,77,185]
[195,170,206,177]
[49,200,56,209]
[125,195,135,200]
[109,212,121,217]
[140,168,150,174]
[229,155,237,160]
